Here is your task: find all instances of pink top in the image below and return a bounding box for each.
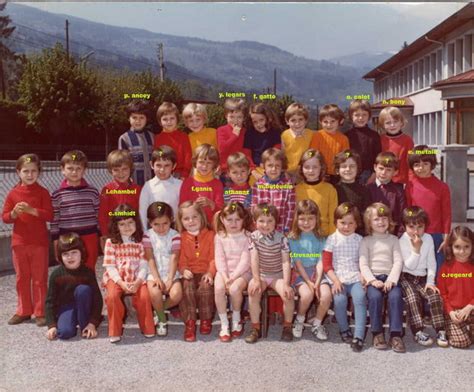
[214,231,251,279]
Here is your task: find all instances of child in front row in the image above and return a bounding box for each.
[399,207,448,347]
[2,153,53,326]
[143,202,183,337]
[177,201,216,342]
[224,152,252,209]
[103,204,155,343]
[214,202,253,342]
[289,200,331,340]
[323,202,366,352]
[438,226,474,349]
[246,203,295,343]
[45,233,102,340]
[360,203,405,353]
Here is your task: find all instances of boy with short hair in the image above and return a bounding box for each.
[310,104,350,184]
[224,152,252,209]
[179,144,224,224]
[154,102,192,179]
[405,145,451,276]
[251,148,296,234]
[51,150,100,272]
[216,98,254,174]
[182,103,218,152]
[139,145,183,230]
[345,100,381,185]
[99,150,141,237]
[118,100,154,186]
[281,103,313,177]
[366,152,406,237]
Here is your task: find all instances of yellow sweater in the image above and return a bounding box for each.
[295,181,338,236]
[188,127,218,153]
[281,128,313,173]
[310,129,349,175]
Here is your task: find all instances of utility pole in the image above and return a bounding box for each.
[0,60,5,100]
[158,43,164,81]
[65,19,70,59]
[273,68,277,95]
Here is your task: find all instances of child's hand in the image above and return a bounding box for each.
[251,169,263,181]
[201,272,214,286]
[118,280,130,293]
[47,327,57,340]
[449,310,461,324]
[359,274,368,289]
[82,323,97,339]
[249,279,262,296]
[383,280,394,293]
[182,269,193,280]
[423,283,440,294]
[128,279,142,294]
[410,234,423,254]
[283,284,294,300]
[331,278,343,295]
[371,280,384,289]
[12,202,26,216]
[164,278,173,293]
[196,196,215,210]
[225,277,235,290]
[231,125,241,136]
[457,304,474,321]
[153,278,166,292]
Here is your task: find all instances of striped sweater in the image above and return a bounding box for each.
[118,129,154,186]
[51,179,99,241]
[249,230,289,276]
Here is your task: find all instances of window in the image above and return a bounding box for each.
[430,53,436,84]
[408,65,413,93]
[447,43,455,77]
[447,99,474,144]
[436,50,442,81]
[436,111,442,145]
[456,39,463,74]
[414,62,419,90]
[424,56,430,87]
[465,34,472,71]
[419,59,424,89]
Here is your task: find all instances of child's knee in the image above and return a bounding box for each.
[57,326,77,340]
[74,285,92,300]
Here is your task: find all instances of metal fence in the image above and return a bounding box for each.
[0,160,110,237]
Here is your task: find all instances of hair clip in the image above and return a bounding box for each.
[157,205,162,212]
[159,150,163,156]
[345,152,350,158]
[308,151,313,157]
[231,203,237,211]
[384,158,390,164]
[379,207,385,214]
[263,207,269,215]
[408,210,413,216]
[68,236,74,244]
[72,154,76,160]
[26,157,31,163]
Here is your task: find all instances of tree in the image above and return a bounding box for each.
[0,1,16,99]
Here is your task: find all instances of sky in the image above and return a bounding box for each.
[17,1,467,60]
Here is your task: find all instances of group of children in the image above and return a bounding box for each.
[2,97,473,353]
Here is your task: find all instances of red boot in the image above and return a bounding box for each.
[184,320,196,342]
[200,319,212,335]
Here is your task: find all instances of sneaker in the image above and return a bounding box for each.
[144,334,155,338]
[292,319,304,338]
[231,321,244,338]
[157,322,168,337]
[281,326,293,342]
[311,324,329,341]
[245,327,260,344]
[389,336,406,353]
[35,317,46,327]
[340,329,353,344]
[414,330,433,346]
[109,336,121,343]
[7,314,31,325]
[219,326,231,343]
[351,337,364,352]
[436,330,449,348]
[373,333,388,350]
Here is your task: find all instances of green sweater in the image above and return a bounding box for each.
[45,265,103,328]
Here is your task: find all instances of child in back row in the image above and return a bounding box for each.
[289,200,331,340]
[118,100,154,185]
[2,153,53,326]
[143,202,182,337]
[214,202,253,342]
[295,148,337,236]
[310,104,349,184]
[51,150,100,272]
[183,103,218,152]
[224,152,252,209]
[139,146,183,229]
[154,102,192,178]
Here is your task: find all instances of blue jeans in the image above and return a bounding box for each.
[57,285,92,340]
[333,281,367,340]
[430,233,445,282]
[367,275,403,335]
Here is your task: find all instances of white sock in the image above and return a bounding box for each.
[296,314,305,323]
[232,310,241,324]
[219,313,229,329]
[312,318,322,327]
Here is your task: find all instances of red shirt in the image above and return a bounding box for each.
[154,130,192,178]
[2,182,53,247]
[381,132,414,184]
[216,124,254,171]
[98,180,142,236]
[438,259,474,313]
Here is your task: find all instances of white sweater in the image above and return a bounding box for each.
[399,232,436,286]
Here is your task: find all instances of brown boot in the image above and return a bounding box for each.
[8,314,31,325]
[245,327,261,344]
[35,317,46,327]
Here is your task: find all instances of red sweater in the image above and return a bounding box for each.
[438,260,474,313]
[98,180,142,236]
[179,228,216,276]
[381,132,414,184]
[179,175,224,224]
[405,175,451,234]
[216,124,254,171]
[2,182,53,247]
[154,130,192,178]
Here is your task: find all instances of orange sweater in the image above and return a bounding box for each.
[310,130,349,175]
[179,228,216,276]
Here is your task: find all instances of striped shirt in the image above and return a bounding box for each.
[249,230,289,276]
[223,183,252,209]
[143,228,181,280]
[51,179,99,241]
[118,129,154,186]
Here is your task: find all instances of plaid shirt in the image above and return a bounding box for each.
[251,174,296,233]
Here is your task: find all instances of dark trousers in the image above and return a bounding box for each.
[57,285,92,340]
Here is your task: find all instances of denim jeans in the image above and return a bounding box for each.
[367,275,403,334]
[333,281,367,340]
[57,285,92,339]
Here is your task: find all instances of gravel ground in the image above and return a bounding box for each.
[1,264,473,392]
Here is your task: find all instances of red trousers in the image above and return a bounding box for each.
[105,281,155,337]
[12,245,49,317]
[80,233,99,273]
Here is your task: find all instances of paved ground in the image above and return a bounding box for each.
[1,264,473,392]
